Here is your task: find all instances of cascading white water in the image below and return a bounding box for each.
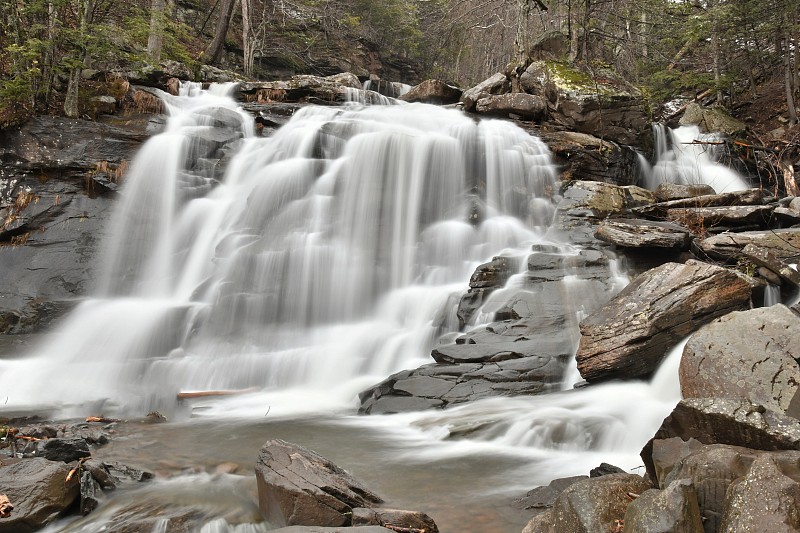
[643,124,750,192]
[0,88,564,418]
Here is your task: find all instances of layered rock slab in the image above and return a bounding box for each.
[576,260,751,383]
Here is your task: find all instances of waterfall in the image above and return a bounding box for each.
[643,124,750,192]
[0,87,565,417]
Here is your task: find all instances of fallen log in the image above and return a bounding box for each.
[176,387,259,400]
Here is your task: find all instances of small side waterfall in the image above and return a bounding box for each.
[642,124,750,192]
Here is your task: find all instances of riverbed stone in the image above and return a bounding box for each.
[475,93,547,120]
[255,439,382,527]
[576,260,751,383]
[35,438,91,462]
[0,457,80,532]
[654,183,717,202]
[679,305,800,414]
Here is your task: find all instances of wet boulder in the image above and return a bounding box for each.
[522,474,651,533]
[576,260,751,383]
[679,305,800,414]
[35,438,91,463]
[399,79,462,105]
[0,457,80,532]
[456,256,518,328]
[513,476,588,512]
[622,478,704,533]
[255,439,383,527]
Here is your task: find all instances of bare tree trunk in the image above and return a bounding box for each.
[204,0,236,65]
[785,33,798,125]
[64,0,93,118]
[147,0,166,62]
[242,0,254,77]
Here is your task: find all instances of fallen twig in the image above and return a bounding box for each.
[176,387,259,400]
[0,494,12,518]
[85,416,121,423]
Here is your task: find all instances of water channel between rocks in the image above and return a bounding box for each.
[0,84,746,532]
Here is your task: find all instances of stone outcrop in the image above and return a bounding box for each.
[456,255,518,328]
[239,73,363,103]
[654,183,717,202]
[460,73,509,112]
[680,103,746,135]
[518,61,648,145]
[537,131,642,186]
[679,305,800,413]
[399,79,462,105]
[576,260,752,383]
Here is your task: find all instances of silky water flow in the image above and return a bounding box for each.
[2,85,732,532]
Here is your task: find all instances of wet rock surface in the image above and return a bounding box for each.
[398,79,462,104]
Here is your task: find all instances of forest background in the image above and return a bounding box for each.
[0,0,798,136]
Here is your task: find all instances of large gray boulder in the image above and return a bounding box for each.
[399,79,461,105]
[460,73,509,112]
[679,305,800,414]
[0,458,80,533]
[255,439,382,527]
[576,260,751,383]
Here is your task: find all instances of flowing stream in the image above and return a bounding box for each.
[0,85,736,532]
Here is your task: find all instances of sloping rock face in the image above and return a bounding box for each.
[0,458,80,533]
[255,439,383,527]
[622,478,704,533]
[576,260,752,383]
[679,305,800,413]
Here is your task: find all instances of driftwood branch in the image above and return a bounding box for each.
[176,387,259,400]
